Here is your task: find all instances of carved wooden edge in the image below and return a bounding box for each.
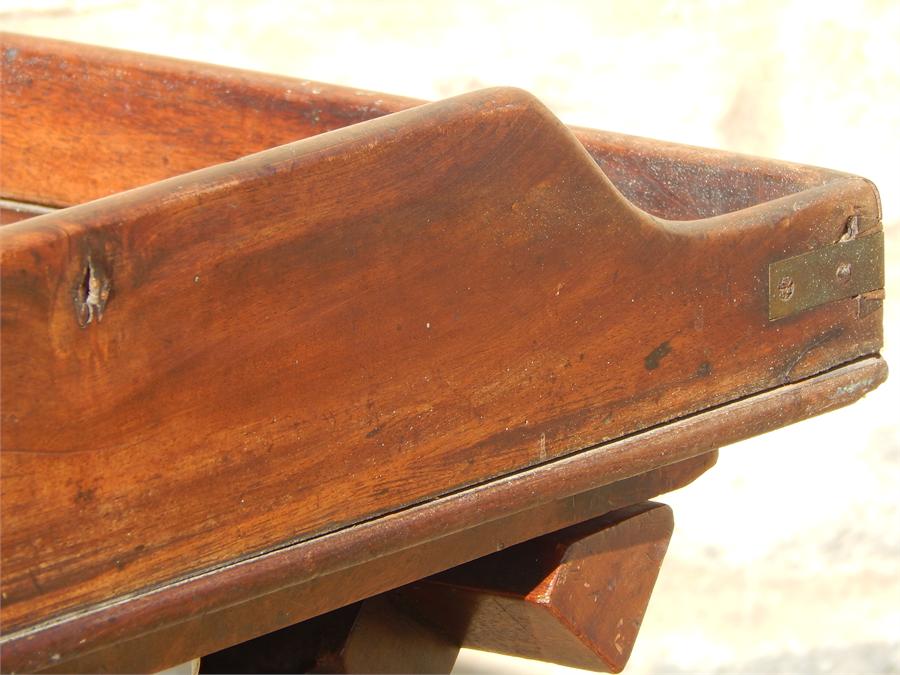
[0,31,858,217]
[0,198,53,224]
[1,356,885,674]
[7,456,711,675]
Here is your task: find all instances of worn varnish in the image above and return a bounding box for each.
[7,450,718,674]
[0,33,887,674]
[0,32,852,217]
[4,359,887,674]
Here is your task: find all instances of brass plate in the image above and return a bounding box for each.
[768,232,884,320]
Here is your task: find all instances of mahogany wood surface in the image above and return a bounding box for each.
[5,355,888,674]
[398,502,673,672]
[0,32,851,218]
[1,84,883,627]
[0,33,887,674]
[200,503,670,674]
[14,453,717,674]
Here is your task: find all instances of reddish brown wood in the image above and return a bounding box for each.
[1,81,883,633]
[0,33,420,208]
[0,200,53,225]
[314,596,460,674]
[199,596,460,674]
[2,355,885,674]
[199,503,670,673]
[0,33,887,675]
[0,208,33,225]
[397,502,673,672]
[19,453,717,674]
[0,32,849,217]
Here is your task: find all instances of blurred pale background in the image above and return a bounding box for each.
[2,1,897,673]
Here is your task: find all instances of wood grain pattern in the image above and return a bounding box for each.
[0,33,420,208]
[398,502,673,672]
[0,33,886,675]
[200,503,670,674]
[16,453,717,674]
[0,32,850,218]
[4,356,887,674]
[1,84,883,633]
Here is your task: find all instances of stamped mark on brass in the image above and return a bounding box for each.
[768,231,883,321]
[776,275,795,301]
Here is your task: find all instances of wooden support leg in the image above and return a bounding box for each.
[396,501,673,672]
[200,501,672,673]
[198,595,459,674]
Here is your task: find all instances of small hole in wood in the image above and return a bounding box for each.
[79,265,92,304]
[74,258,110,326]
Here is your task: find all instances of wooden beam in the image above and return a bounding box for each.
[199,596,460,674]
[198,503,673,674]
[398,502,674,672]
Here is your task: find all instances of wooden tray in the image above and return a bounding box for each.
[0,33,886,673]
